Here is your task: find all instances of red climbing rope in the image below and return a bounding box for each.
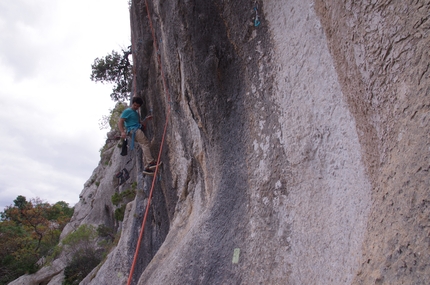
[127,0,172,284]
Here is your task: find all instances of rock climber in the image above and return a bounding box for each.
[118,97,160,176]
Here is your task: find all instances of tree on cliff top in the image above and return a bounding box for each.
[90,47,132,102]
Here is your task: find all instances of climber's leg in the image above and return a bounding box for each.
[134,129,155,168]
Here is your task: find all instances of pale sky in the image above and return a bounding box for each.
[0,0,131,210]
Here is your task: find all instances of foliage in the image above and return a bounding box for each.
[111,193,122,206]
[114,205,127,222]
[0,196,74,284]
[90,48,133,102]
[0,197,119,285]
[0,219,38,284]
[59,223,119,285]
[63,247,102,285]
[123,188,137,201]
[99,102,127,130]
[111,186,137,222]
[61,225,102,285]
[61,224,97,251]
[111,189,136,206]
[96,224,115,242]
[47,201,75,222]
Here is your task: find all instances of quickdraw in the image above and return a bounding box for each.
[254,1,261,27]
[115,168,130,185]
[115,153,133,186]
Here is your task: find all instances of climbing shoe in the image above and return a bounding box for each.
[147,161,162,170]
[142,169,155,176]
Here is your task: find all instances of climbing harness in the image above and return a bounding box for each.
[128,126,141,151]
[127,0,172,284]
[254,1,261,27]
[123,111,154,153]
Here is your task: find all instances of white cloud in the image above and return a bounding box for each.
[0,0,130,210]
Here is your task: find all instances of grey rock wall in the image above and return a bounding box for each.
[315,1,430,284]
[130,0,429,284]
[133,0,372,284]
[265,1,371,284]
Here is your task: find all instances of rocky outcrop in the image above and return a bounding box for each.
[8,259,66,285]
[11,0,429,284]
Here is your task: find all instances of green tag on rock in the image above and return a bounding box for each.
[232,248,240,264]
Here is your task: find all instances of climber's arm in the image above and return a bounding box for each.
[140,115,153,130]
[118,118,127,139]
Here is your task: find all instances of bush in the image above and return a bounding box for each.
[96,225,115,241]
[114,205,126,222]
[112,187,136,222]
[61,225,101,285]
[61,225,97,253]
[111,189,136,206]
[122,189,136,201]
[63,249,102,285]
[111,193,122,206]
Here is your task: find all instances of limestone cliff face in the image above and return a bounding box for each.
[314,1,430,284]
[10,0,429,284]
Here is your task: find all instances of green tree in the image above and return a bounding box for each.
[90,47,133,102]
[0,196,74,284]
[0,219,37,284]
[14,195,28,209]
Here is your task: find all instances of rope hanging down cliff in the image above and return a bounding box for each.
[127,0,172,284]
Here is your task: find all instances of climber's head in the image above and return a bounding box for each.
[131,97,143,110]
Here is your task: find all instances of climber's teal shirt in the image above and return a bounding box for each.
[120,108,141,131]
